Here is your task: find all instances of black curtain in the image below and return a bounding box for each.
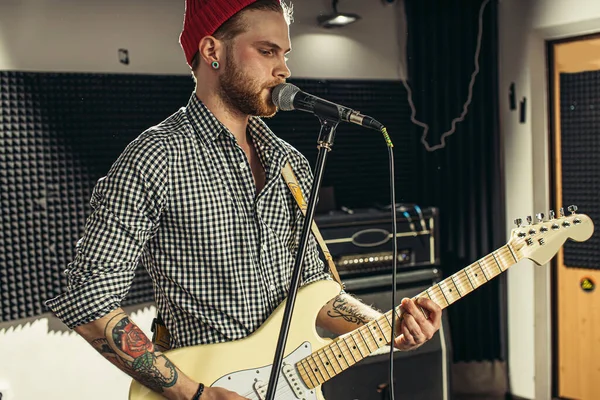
[404,0,505,362]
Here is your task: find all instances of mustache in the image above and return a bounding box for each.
[266,80,285,89]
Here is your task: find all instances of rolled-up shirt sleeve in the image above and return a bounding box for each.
[45,133,169,329]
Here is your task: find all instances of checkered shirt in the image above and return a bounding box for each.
[45,92,333,348]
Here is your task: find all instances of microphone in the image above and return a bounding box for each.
[272,83,384,131]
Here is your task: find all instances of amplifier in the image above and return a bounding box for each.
[314,206,439,277]
[318,268,452,400]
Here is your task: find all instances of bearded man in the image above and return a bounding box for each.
[46,1,442,399]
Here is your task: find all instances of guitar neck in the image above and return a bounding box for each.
[296,244,521,389]
[416,243,520,310]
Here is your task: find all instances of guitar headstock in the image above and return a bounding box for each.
[509,205,594,265]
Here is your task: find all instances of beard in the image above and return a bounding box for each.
[218,47,279,118]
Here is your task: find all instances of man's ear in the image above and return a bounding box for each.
[198,36,224,67]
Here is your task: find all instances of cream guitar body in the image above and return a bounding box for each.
[129,280,341,400]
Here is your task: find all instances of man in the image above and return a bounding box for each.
[46,1,443,399]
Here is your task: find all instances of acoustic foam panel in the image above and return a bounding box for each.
[0,71,412,322]
[559,71,600,270]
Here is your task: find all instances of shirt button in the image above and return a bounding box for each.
[239,161,246,170]
[262,243,267,251]
[269,284,276,292]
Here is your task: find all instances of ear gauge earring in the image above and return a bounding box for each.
[211,61,220,69]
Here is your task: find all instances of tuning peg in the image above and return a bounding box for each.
[526,215,533,225]
[536,213,545,222]
[568,205,578,214]
[514,218,523,227]
[549,210,555,220]
[560,207,565,217]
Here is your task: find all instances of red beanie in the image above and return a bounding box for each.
[180,0,279,68]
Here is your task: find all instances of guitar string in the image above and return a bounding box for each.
[418,247,516,308]
[293,242,527,386]
[368,248,508,313]
[239,381,298,400]
[314,227,569,382]
[299,247,518,383]
[308,229,571,384]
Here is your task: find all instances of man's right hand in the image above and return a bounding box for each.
[202,387,249,400]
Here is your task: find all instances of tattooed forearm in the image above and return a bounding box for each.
[91,313,178,394]
[318,293,383,334]
[326,295,372,325]
[91,338,116,355]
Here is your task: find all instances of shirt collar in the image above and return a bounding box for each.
[185,92,225,144]
[247,115,291,162]
[185,92,291,161]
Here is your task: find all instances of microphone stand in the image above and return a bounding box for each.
[264,116,340,400]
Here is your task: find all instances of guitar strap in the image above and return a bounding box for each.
[280,161,344,288]
[151,161,345,351]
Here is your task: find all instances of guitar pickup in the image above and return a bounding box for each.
[254,380,267,400]
[283,363,306,399]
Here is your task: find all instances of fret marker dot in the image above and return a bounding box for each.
[353,346,356,349]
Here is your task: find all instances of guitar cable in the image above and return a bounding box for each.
[380,127,398,400]
[413,204,427,232]
[402,210,417,234]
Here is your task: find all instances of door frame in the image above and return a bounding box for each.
[547,31,600,399]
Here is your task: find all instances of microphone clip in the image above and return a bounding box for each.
[317,116,340,150]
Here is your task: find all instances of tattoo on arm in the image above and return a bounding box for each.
[91,313,178,394]
[327,295,371,325]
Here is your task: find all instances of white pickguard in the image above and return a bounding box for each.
[211,341,317,400]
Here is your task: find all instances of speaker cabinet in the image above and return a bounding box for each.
[320,268,452,400]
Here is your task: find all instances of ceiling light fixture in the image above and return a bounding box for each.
[317,0,361,28]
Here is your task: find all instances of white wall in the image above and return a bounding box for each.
[499,0,600,398]
[0,1,406,399]
[532,0,600,33]
[0,307,156,400]
[287,0,405,79]
[0,0,405,80]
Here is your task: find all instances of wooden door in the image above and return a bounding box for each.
[552,36,600,400]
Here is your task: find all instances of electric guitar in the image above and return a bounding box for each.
[129,206,594,400]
